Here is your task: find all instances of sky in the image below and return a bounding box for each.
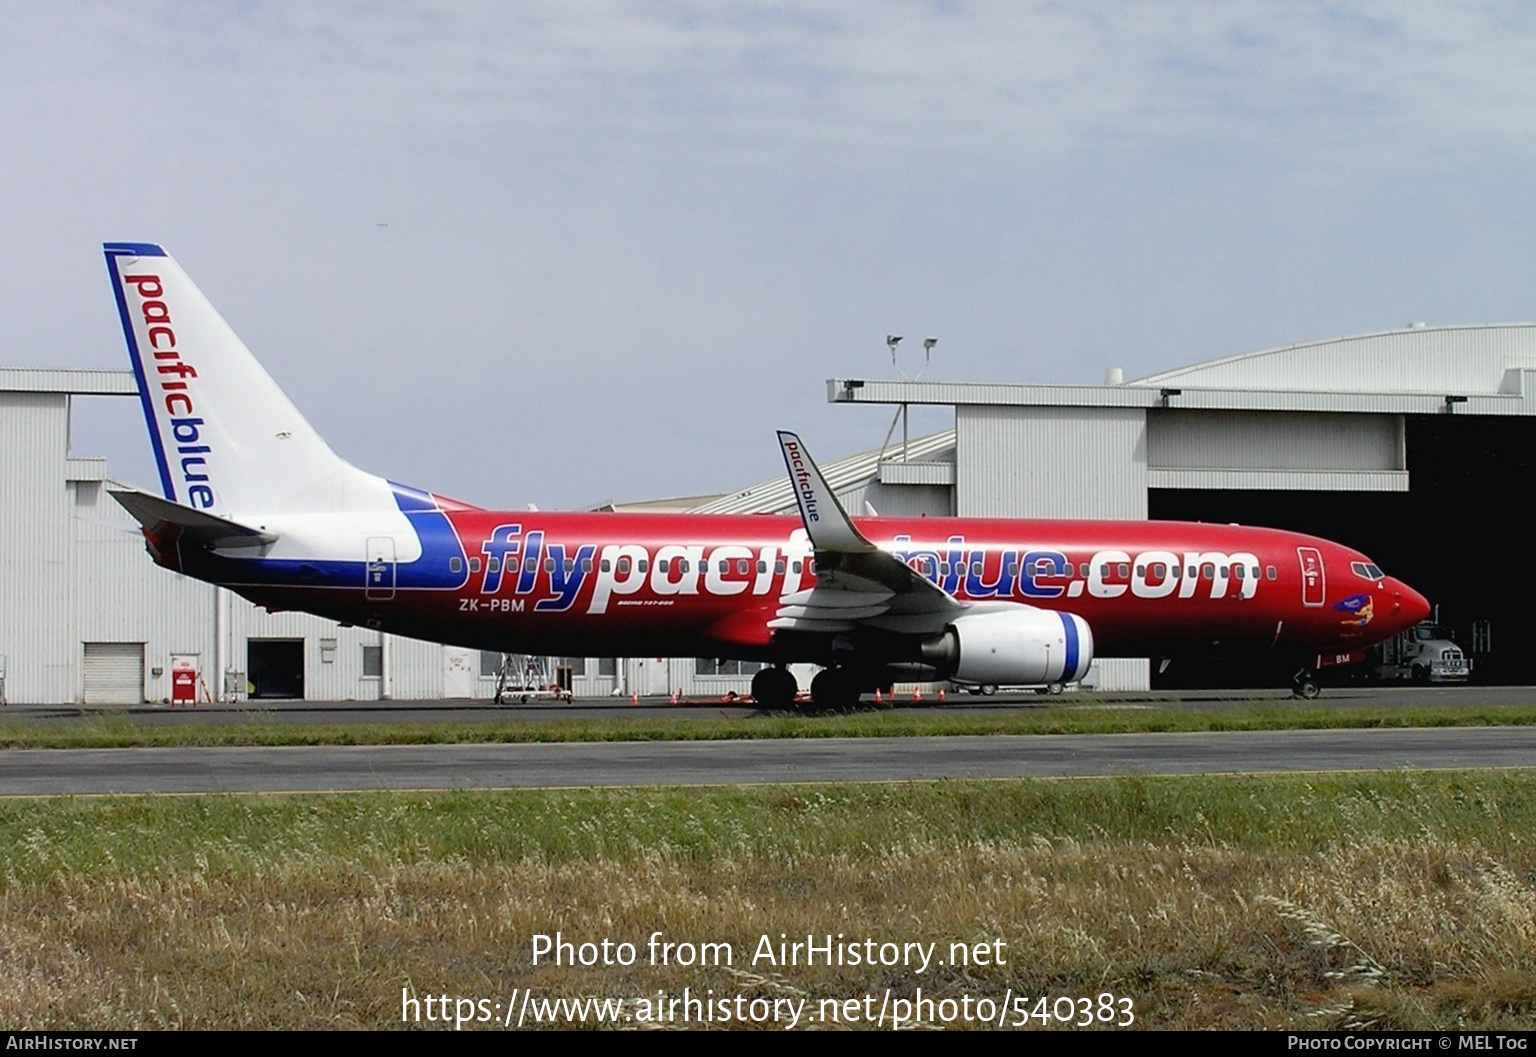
[6,2,1536,509]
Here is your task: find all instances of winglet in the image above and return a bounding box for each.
[776,431,872,554]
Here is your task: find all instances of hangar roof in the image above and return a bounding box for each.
[692,429,956,516]
[828,324,1536,418]
[1133,323,1536,395]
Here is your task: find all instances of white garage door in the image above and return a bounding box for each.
[83,642,144,704]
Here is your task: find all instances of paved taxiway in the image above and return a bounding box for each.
[2,727,1534,796]
[8,684,1535,727]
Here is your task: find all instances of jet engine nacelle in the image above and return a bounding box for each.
[923,606,1094,686]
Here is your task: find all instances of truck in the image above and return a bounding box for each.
[1372,623,1471,683]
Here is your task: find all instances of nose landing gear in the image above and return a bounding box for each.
[1291,667,1321,699]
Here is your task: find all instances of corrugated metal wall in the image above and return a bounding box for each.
[1147,410,1402,471]
[956,405,1147,519]
[0,393,76,702]
[71,474,212,702]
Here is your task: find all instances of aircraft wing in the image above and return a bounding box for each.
[770,431,962,634]
[110,489,277,551]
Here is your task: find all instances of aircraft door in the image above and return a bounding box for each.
[366,536,397,601]
[1297,546,1325,607]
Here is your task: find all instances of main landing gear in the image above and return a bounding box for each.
[751,666,870,711]
[1291,667,1321,700]
[751,666,800,711]
[809,667,864,711]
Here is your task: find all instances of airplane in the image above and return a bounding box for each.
[102,241,1432,708]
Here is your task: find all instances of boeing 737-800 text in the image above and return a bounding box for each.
[103,242,1431,706]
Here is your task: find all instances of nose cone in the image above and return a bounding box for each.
[1386,578,1432,632]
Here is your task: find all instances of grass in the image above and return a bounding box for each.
[2,774,1536,1029]
[4,700,1536,749]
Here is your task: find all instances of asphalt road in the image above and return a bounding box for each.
[2,726,1534,796]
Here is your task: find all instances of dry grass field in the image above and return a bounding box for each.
[2,774,1534,1030]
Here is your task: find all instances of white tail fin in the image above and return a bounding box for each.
[104,242,391,518]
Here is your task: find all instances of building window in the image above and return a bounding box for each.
[362,645,382,678]
[597,657,616,677]
[480,651,503,677]
[695,658,764,676]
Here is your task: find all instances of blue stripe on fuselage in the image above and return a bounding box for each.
[387,481,470,588]
[178,481,469,590]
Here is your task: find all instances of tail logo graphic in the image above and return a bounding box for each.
[110,257,219,510]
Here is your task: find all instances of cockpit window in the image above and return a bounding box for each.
[1352,561,1385,581]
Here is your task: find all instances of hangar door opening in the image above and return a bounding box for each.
[83,642,144,704]
[1149,415,1536,687]
[247,639,305,699]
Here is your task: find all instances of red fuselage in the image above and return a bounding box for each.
[191,507,1429,668]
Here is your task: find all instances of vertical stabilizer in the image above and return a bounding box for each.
[103,242,389,517]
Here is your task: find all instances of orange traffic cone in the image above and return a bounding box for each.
[913,688,923,703]
[938,688,946,703]
[631,693,639,707]
[874,688,883,704]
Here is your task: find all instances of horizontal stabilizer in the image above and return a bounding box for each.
[110,489,277,550]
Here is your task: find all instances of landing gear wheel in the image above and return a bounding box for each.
[751,667,799,711]
[811,668,861,711]
[1292,668,1322,699]
[980,684,997,696]
[1048,682,1065,695]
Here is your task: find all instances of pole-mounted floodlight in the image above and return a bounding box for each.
[886,335,906,379]
[877,334,940,462]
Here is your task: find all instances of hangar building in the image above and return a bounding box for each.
[804,324,1536,688]
[2,323,1530,702]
